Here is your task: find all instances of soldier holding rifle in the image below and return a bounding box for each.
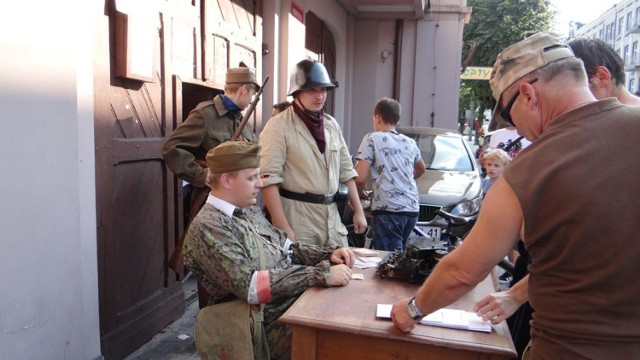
[162,63,267,306]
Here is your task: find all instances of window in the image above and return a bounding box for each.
[624,45,629,64]
[637,7,640,27]
[629,78,635,93]
[627,12,633,30]
[633,42,638,65]
[619,17,624,35]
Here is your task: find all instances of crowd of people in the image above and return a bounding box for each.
[161,33,640,360]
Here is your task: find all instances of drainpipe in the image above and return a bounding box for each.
[393,19,403,100]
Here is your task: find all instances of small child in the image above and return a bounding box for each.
[481,148,510,196]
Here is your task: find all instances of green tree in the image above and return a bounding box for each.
[460,0,556,128]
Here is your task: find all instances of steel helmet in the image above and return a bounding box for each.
[287,60,337,96]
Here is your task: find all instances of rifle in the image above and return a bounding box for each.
[168,76,270,274]
[232,76,270,140]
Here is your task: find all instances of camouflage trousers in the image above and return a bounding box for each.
[264,296,298,360]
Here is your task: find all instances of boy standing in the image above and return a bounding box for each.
[355,98,426,251]
[481,148,511,196]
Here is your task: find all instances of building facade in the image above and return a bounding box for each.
[572,0,640,93]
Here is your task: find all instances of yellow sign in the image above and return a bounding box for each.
[461,67,493,80]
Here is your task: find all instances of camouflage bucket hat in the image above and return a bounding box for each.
[488,32,575,130]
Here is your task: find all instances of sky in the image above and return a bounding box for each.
[549,0,620,36]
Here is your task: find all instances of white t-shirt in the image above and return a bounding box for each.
[355,131,421,212]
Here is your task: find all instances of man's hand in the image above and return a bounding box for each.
[391,297,419,332]
[284,226,297,242]
[326,264,352,286]
[330,247,355,268]
[473,291,520,324]
[352,211,367,234]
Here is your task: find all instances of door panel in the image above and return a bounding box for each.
[305,11,337,115]
[96,1,263,358]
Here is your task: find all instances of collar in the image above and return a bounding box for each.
[206,194,239,218]
[221,95,242,111]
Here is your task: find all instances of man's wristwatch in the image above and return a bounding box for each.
[406,296,425,320]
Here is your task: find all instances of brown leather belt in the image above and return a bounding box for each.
[279,188,339,204]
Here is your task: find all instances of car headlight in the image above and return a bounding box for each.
[451,196,482,216]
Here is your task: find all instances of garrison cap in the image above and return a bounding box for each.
[225,62,260,89]
[488,32,575,130]
[206,141,261,173]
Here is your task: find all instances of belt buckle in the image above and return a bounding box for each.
[323,194,334,204]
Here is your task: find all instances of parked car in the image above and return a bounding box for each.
[396,126,483,240]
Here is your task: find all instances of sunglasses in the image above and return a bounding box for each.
[500,78,538,127]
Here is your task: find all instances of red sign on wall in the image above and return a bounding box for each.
[291,1,304,23]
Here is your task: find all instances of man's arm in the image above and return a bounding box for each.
[473,274,529,324]
[261,184,296,241]
[354,159,370,197]
[391,177,522,331]
[346,178,367,234]
[161,111,208,187]
[413,159,426,179]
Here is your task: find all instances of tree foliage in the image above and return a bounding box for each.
[460,0,556,125]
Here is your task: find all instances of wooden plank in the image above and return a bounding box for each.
[290,325,318,360]
[111,138,164,164]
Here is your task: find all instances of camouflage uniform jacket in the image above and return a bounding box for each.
[183,199,336,331]
[161,95,257,188]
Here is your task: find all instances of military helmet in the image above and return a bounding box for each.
[288,60,337,96]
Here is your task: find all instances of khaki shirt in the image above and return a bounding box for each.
[162,95,257,188]
[259,107,357,247]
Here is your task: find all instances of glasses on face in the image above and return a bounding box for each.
[500,78,538,127]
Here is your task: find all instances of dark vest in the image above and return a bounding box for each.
[504,98,640,359]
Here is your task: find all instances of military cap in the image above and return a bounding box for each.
[225,64,260,89]
[206,141,261,173]
[488,32,575,130]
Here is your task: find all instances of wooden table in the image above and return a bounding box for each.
[280,259,516,360]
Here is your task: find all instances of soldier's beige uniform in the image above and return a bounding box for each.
[259,106,357,247]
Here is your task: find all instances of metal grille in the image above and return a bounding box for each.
[418,205,441,222]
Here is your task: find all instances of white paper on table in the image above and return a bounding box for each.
[352,248,379,257]
[354,256,382,269]
[376,304,492,333]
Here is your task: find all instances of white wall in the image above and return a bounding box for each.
[411,12,465,130]
[347,10,468,151]
[267,0,349,129]
[0,1,101,359]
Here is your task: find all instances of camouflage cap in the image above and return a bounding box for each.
[488,32,575,130]
[225,66,260,89]
[206,141,261,174]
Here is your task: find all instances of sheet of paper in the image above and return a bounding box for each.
[354,256,382,269]
[376,304,492,333]
[353,248,379,257]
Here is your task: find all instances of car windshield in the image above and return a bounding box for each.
[406,133,474,172]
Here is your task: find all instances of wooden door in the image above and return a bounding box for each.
[305,11,337,115]
[202,0,265,133]
[94,1,199,358]
[95,1,263,358]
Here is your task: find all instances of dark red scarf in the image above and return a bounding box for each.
[292,100,326,153]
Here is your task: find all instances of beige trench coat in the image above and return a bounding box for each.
[259,107,357,247]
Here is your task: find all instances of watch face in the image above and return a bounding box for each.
[407,298,423,320]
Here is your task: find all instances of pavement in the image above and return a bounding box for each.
[123,274,200,360]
